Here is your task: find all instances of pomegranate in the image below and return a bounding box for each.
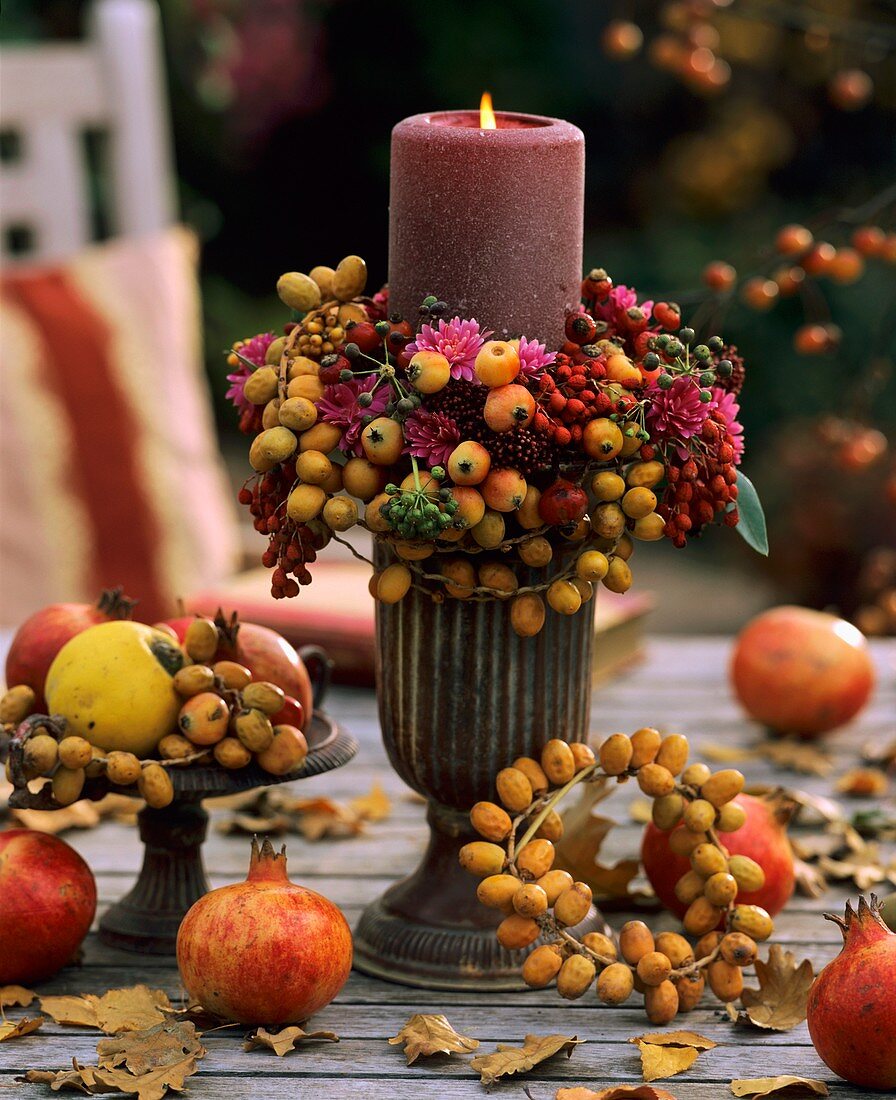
[5,588,136,711]
[176,838,352,1024]
[731,606,875,738]
[538,479,588,526]
[807,895,896,1090]
[0,829,97,984]
[641,793,795,918]
[165,612,316,729]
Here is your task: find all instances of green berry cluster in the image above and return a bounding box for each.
[645,329,732,403]
[381,482,459,539]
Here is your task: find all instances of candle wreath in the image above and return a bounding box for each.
[459,729,774,1023]
[226,254,764,633]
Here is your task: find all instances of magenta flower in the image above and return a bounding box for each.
[711,387,745,463]
[403,410,461,467]
[516,335,556,378]
[226,331,276,413]
[647,376,715,451]
[404,316,492,382]
[593,285,655,337]
[317,375,390,456]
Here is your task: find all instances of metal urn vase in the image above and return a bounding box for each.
[353,544,596,990]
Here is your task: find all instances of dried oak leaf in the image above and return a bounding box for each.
[737,946,814,1031]
[836,768,888,797]
[471,1033,581,1085]
[0,1016,43,1041]
[39,996,101,1029]
[18,1060,99,1094]
[557,1088,679,1100]
[92,1055,200,1100]
[387,1014,479,1065]
[40,986,172,1034]
[97,1021,206,1073]
[817,839,896,892]
[555,783,639,899]
[349,781,391,821]
[627,1030,715,1082]
[756,743,834,777]
[729,1076,828,1098]
[244,1025,339,1056]
[0,984,36,1008]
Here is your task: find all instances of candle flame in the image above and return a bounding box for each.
[479,92,497,129]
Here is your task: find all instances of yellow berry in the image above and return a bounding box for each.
[652,792,685,831]
[536,869,575,905]
[590,471,626,501]
[553,881,593,927]
[599,732,633,775]
[476,874,521,913]
[495,766,533,813]
[717,802,748,832]
[636,950,672,987]
[683,798,717,833]
[576,550,610,582]
[569,742,596,772]
[597,962,634,1004]
[591,502,626,540]
[322,495,359,532]
[601,556,632,593]
[655,733,689,776]
[645,980,679,1025]
[518,535,553,568]
[621,486,657,519]
[676,972,705,1012]
[513,883,549,917]
[458,841,505,878]
[690,842,729,878]
[512,756,549,795]
[58,736,93,770]
[546,579,582,615]
[583,417,623,460]
[669,827,706,857]
[522,944,563,988]
[637,762,676,797]
[516,838,555,880]
[708,959,744,1002]
[52,766,85,806]
[557,954,597,999]
[510,593,546,637]
[683,896,724,936]
[674,869,706,906]
[655,932,694,969]
[728,854,766,892]
[0,685,36,724]
[496,913,540,950]
[720,931,758,967]
[704,871,738,907]
[535,809,564,842]
[582,932,617,961]
[700,769,745,807]
[541,739,577,785]
[619,919,655,964]
[729,904,774,941]
[630,727,661,767]
[377,563,413,604]
[287,483,326,523]
[682,762,712,787]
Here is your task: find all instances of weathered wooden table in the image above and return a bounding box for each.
[2,637,894,1099]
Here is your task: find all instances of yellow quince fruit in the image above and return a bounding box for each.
[45,621,185,757]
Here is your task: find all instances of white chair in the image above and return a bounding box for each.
[0,0,175,265]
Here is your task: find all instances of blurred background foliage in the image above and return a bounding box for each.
[3,0,895,627]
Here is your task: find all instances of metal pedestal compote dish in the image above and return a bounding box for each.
[6,649,358,955]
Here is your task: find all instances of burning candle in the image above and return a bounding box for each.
[388,96,585,348]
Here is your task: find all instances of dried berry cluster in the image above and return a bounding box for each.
[460,729,776,1024]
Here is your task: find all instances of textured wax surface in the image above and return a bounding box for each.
[389,111,585,348]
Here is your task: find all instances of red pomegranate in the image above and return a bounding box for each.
[807,895,896,1090]
[538,479,588,526]
[5,588,136,711]
[177,838,352,1024]
[0,829,97,984]
[731,606,875,738]
[641,793,795,918]
[165,612,314,729]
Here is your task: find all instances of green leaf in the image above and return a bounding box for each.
[734,470,768,556]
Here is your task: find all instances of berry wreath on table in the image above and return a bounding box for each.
[225,255,767,635]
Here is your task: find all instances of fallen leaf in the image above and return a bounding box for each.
[39,986,172,1034]
[216,811,289,836]
[756,743,833,777]
[97,1021,206,1073]
[387,1013,479,1064]
[555,782,638,898]
[215,787,380,841]
[792,856,827,899]
[0,1016,43,1041]
[636,1043,699,1082]
[244,1025,339,1056]
[700,744,755,764]
[349,781,391,821]
[92,1055,199,1100]
[729,1076,829,1098]
[836,768,888,797]
[738,946,814,1031]
[0,984,36,1008]
[628,799,653,824]
[471,1033,582,1085]
[628,1031,717,1052]
[39,995,100,1029]
[9,793,138,835]
[18,1061,99,1094]
[817,839,896,892]
[557,1088,679,1100]
[94,986,172,1035]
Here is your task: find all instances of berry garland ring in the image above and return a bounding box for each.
[226,255,766,634]
[460,728,776,1024]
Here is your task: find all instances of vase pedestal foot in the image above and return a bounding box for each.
[99,800,210,955]
[353,803,610,990]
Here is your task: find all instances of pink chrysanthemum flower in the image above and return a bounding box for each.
[647,376,715,450]
[516,335,556,378]
[711,386,745,463]
[226,331,276,412]
[403,410,461,467]
[317,375,390,456]
[593,285,655,333]
[404,316,493,382]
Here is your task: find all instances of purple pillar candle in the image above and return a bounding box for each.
[388,108,585,349]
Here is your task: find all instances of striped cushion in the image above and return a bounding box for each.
[1,226,238,624]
